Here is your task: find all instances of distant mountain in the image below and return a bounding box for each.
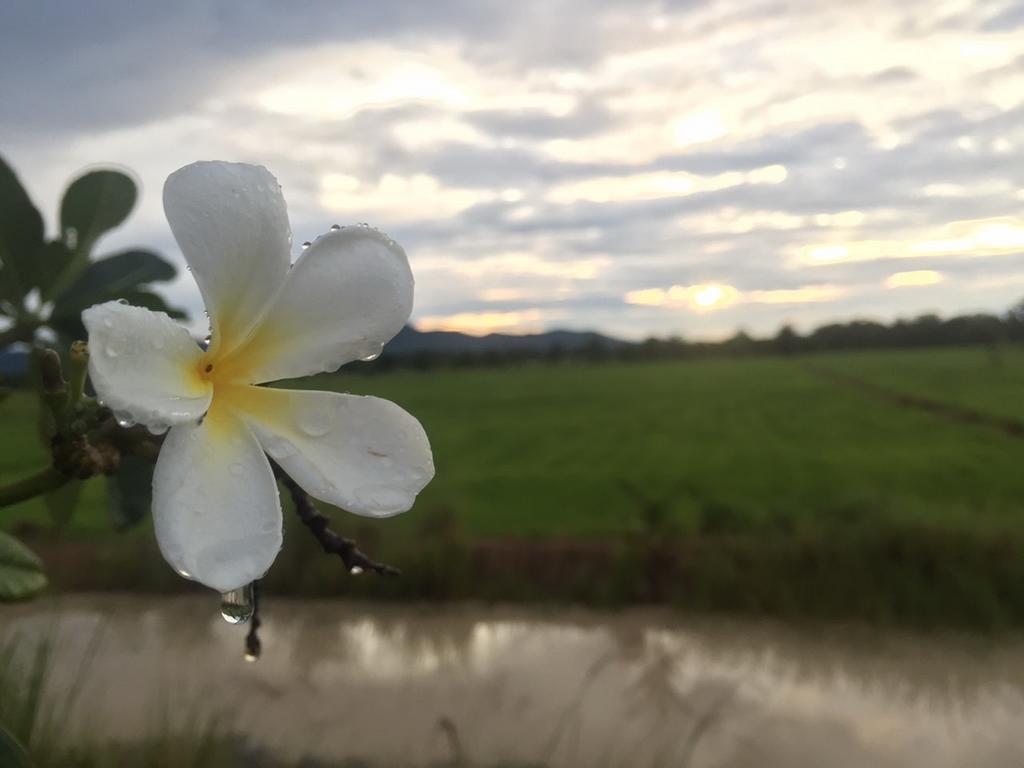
[385,325,631,357]
[0,327,630,384]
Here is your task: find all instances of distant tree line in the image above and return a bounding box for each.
[4,299,1022,382]
[358,297,1024,372]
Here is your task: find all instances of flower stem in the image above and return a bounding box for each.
[34,348,67,419]
[64,341,89,418]
[0,466,68,508]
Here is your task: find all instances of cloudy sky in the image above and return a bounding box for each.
[2,0,1024,340]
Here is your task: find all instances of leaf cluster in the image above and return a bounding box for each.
[0,154,186,600]
[0,155,184,346]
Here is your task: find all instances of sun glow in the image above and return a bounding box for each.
[416,310,547,336]
[884,270,945,288]
[626,283,844,312]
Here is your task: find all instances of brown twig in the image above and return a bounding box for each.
[244,579,262,662]
[241,463,401,660]
[270,460,401,577]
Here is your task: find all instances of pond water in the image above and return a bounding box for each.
[3,594,1024,767]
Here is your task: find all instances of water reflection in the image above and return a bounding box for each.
[3,595,1024,767]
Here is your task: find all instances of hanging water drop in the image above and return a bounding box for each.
[349,565,364,576]
[176,566,193,579]
[244,650,259,663]
[358,344,382,362]
[220,583,254,624]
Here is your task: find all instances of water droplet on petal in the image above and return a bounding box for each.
[176,566,193,579]
[265,437,297,460]
[296,404,334,437]
[358,343,382,362]
[115,298,129,305]
[301,241,311,249]
[105,345,119,358]
[146,422,168,436]
[353,484,406,511]
[186,265,193,272]
[349,565,364,576]
[220,584,254,624]
[330,224,341,231]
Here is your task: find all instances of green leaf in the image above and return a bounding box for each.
[0,724,29,768]
[0,532,47,601]
[108,454,154,531]
[49,317,87,348]
[33,240,76,302]
[0,156,45,305]
[44,479,84,530]
[50,249,176,318]
[60,169,136,256]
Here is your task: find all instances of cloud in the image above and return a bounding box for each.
[625,282,845,313]
[884,270,946,288]
[416,309,551,335]
[2,0,1023,340]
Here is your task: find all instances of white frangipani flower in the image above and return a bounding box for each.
[82,161,434,592]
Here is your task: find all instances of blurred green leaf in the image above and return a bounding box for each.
[49,316,87,345]
[60,169,136,257]
[51,249,176,319]
[44,479,83,530]
[0,724,29,768]
[32,241,76,302]
[0,156,45,305]
[0,532,47,601]
[108,454,154,531]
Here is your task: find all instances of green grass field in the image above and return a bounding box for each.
[5,344,1024,625]
[812,344,1024,422]
[3,344,1024,541]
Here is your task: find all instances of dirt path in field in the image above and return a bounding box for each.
[803,362,1024,439]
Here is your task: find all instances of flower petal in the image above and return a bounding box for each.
[163,161,291,355]
[219,226,413,384]
[152,404,283,592]
[229,385,433,517]
[82,301,212,430]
